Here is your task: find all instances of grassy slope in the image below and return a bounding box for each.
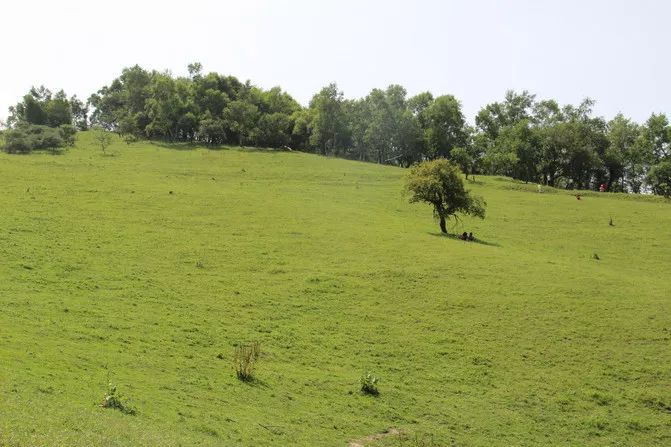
[1,133,670,446]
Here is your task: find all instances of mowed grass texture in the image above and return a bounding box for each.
[1,133,670,446]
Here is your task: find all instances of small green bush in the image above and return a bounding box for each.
[93,126,113,153]
[100,382,137,415]
[59,124,77,146]
[3,134,32,154]
[2,124,66,154]
[234,341,261,382]
[360,372,380,396]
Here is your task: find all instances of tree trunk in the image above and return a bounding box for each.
[439,216,447,234]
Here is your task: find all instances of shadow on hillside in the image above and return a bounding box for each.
[19,149,67,156]
[149,141,227,151]
[240,377,270,388]
[428,232,501,247]
[148,140,299,154]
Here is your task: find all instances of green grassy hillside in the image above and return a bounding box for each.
[1,133,670,446]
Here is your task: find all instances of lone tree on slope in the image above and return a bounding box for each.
[93,126,112,153]
[404,158,486,234]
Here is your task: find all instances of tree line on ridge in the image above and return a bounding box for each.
[2,63,670,196]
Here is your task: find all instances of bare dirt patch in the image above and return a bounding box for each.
[348,428,402,447]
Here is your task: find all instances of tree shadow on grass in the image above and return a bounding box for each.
[428,232,501,247]
[148,140,299,154]
[239,377,270,388]
[149,141,228,151]
[465,178,485,186]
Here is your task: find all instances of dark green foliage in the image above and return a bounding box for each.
[646,161,671,197]
[198,116,227,145]
[3,136,32,154]
[85,65,669,195]
[424,95,467,158]
[360,372,380,396]
[2,125,65,154]
[21,94,48,125]
[473,93,670,193]
[122,133,138,145]
[45,91,73,127]
[256,112,293,148]
[449,147,474,178]
[89,64,299,148]
[59,124,76,146]
[10,63,669,195]
[69,95,89,130]
[308,83,349,155]
[354,85,424,165]
[405,159,486,233]
[5,86,80,152]
[8,86,78,129]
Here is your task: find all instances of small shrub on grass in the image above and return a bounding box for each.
[2,124,66,154]
[100,382,137,415]
[122,133,138,145]
[93,126,113,153]
[234,341,261,382]
[59,124,76,146]
[360,372,380,396]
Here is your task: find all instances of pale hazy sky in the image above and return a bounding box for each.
[2,0,669,123]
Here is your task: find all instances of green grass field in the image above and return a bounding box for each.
[1,132,670,446]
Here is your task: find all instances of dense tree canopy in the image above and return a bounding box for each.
[3,63,670,197]
[2,86,82,153]
[647,161,671,197]
[8,86,87,131]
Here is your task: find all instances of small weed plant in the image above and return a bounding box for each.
[100,382,137,415]
[360,372,380,396]
[234,341,261,382]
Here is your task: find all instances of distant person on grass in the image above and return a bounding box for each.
[468,232,474,241]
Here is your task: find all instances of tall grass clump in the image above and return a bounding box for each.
[234,341,261,382]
